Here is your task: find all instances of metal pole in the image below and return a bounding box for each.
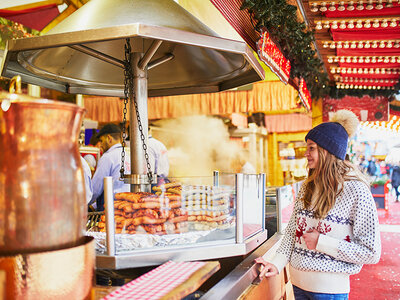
[259,173,266,230]
[235,173,244,244]
[130,52,149,192]
[104,176,115,256]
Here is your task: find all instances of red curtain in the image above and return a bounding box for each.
[331,28,400,41]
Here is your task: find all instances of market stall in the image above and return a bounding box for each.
[0,0,272,297]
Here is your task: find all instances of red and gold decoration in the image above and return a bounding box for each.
[257,29,291,84]
[299,77,312,111]
[308,0,400,92]
[323,95,389,121]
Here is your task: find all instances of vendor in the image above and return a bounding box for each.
[90,123,131,211]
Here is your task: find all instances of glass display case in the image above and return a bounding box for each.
[87,172,267,269]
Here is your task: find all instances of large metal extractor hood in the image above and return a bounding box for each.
[0,0,264,97]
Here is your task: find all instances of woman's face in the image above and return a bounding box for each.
[305,139,319,169]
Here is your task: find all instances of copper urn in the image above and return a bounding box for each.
[0,91,87,254]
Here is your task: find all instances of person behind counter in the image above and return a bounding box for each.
[255,110,381,299]
[80,156,93,205]
[90,123,131,211]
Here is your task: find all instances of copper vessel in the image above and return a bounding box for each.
[0,236,94,300]
[0,90,87,254]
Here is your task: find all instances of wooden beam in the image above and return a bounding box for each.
[40,4,76,34]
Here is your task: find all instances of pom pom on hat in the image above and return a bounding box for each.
[305,110,359,160]
[330,109,359,138]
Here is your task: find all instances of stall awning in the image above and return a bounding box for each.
[83,81,301,123]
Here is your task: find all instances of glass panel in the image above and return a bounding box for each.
[88,174,236,254]
[242,174,264,240]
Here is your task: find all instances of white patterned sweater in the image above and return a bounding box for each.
[270,180,381,293]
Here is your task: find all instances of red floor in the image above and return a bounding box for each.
[349,200,400,300]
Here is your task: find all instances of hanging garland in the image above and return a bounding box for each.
[240,0,399,101]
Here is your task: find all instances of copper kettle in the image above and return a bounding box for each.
[0,77,87,254]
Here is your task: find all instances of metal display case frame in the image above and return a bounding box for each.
[95,173,267,269]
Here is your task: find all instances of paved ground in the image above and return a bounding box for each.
[349,199,400,300]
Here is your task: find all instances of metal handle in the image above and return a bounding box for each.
[9,75,22,93]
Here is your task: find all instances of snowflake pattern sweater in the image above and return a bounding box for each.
[270,180,381,294]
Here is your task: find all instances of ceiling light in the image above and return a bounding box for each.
[338,1,346,10]
[376,0,383,9]
[364,20,371,28]
[331,21,338,29]
[359,57,364,63]
[365,57,370,63]
[324,21,331,29]
[372,41,378,48]
[347,1,355,10]
[386,0,393,8]
[390,19,397,27]
[320,2,328,11]
[366,0,374,9]
[356,1,364,10]
[340,21,347,29]
[328,57,334,63]
[337,41,343,48]
[381,19,388,27]
[356,20,363,28]
[329,2,337,11]
[373,19,380,28]
[347,21,355,29]
[316,21,323,30]
[310,3,319,12]
[358,41,364,48]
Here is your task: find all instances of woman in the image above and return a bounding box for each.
[256,110,381,299]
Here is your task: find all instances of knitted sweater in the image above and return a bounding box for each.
[270,179,381,293]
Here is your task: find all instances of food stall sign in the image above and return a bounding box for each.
[299,77,312,112]
[257,29,291,84]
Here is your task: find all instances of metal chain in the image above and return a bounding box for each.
[120,39,131,180]
[121,38,153,183]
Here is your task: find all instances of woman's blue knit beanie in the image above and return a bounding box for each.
[305,122,348,160]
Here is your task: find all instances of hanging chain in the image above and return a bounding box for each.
[120,39,131,180]
[120,38,153,183]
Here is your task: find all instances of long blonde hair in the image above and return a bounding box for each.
[301,145,367,218]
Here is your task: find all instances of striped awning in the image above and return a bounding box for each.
[210,0,258,52]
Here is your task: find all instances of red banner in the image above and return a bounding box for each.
[257,29,291,84]
[299,78,312,111]
[323,95,389,122]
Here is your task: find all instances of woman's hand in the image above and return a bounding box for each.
[254,257,279,278]
[303,228,320,250]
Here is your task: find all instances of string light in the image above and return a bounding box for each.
[338,1,346,10]
[310,3,319,12]
[356,0,364,10]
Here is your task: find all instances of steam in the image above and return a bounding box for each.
[151,115,244,177]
